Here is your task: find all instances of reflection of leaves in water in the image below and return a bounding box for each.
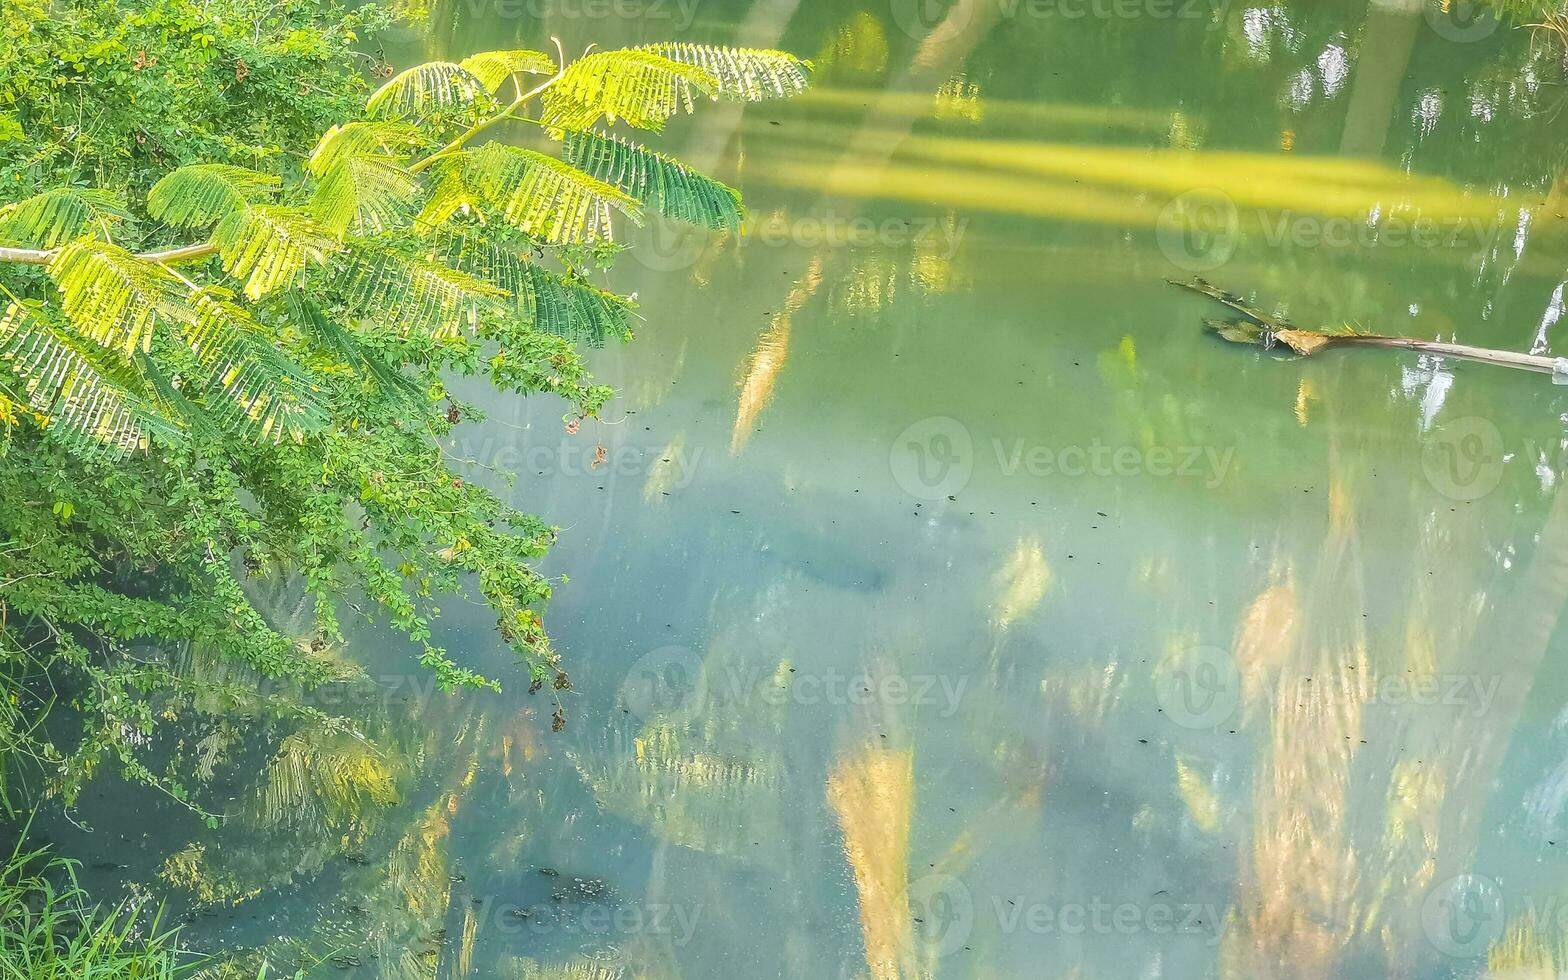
[1039,661,1124,727]
[500,953,632,979]
[1220,482,1370,979]
[730,257,822,455]
[1174,757,1221,834]
[827,745,916,980]
[642,433,689,503]
[816,11,889,80]
[1488,911,1568,976]
[160,845,263,907]
[254,724,400,837]
[932,76,983,124]
[1233,573,1298,726]
[990,537,1051,632]
[581,721,782,860]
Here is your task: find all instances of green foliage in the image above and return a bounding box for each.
[562,129,743,229]
[0,0,811,845]
[458,49,557,93]
[306,122,429,176]
[211,205,340,299]
[537,44,809,131]
[364,61,489,123]
[340,248,505,338]
[310,155,422,236]
[48,240,188,354]
[643,42,813,100]
[0,840,189,978]
[147,165,281,230]
[542,48,717,131]
[0,0,396,194]
[0,189,130,249]
[421,143,642,243]
[0,302,165,456]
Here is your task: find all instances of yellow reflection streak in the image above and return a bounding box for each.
[731,256,823,454]
[770,89,1173,130]
[750,139,1524,232]
[827,745,918,980]
[991,537,1052,631]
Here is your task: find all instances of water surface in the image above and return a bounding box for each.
[56,3,1568,977]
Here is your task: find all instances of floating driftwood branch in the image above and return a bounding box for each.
[1169,277,1568,380]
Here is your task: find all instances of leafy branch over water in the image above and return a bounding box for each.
[0,0,808,839]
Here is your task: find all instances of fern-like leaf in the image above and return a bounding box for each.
[458,49,556,93]
[307,122,428,177]
[311,155,421,236]
[640,43,811,101]
[0,188,130,248]
[212,206,340,300]
[0,301,175,456]
[285,293,424,407]
[561,129,741,229]
[146,165,281,229]
[365,62,489,122]
[441,235,634,346]
[540,49,718,132]
[420,144,641,243]
[519,264,635,346]
[341,249,506,338]
[180,292,327,442]
[48,240,190,354]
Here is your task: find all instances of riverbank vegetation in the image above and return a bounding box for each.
[0,841,186,978]
[0,0,806,969]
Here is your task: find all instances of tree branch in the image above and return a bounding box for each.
[0,241,218,267]
[409,62,565,174]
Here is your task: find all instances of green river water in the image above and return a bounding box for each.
[44,1,1568,977]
